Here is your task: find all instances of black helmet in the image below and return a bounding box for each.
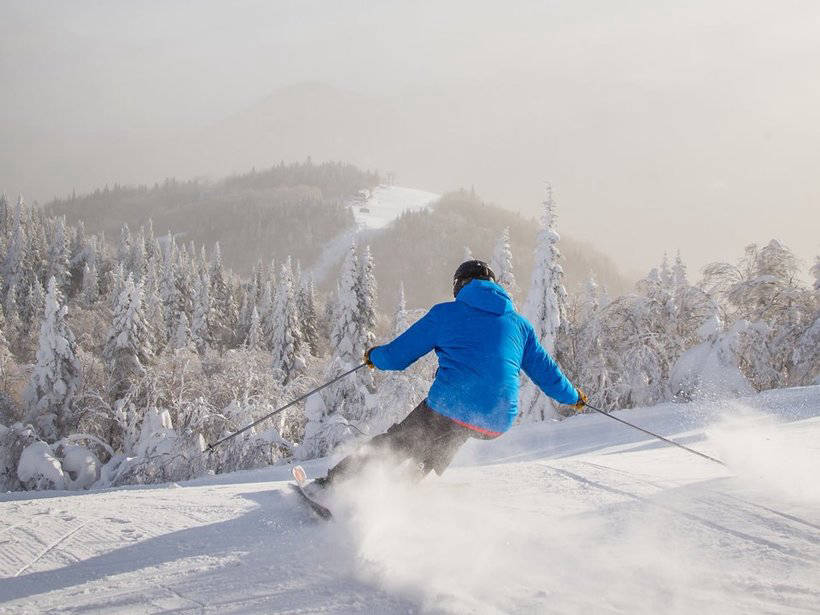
[453,260,496,297]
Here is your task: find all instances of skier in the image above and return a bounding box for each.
[309,260,586,491]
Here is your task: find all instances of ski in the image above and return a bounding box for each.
[290,466,333,521]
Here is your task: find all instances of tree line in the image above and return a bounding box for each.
[0,186,817,492]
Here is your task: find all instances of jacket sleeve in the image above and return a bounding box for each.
[369,307,439,370]
[521,322,579,405]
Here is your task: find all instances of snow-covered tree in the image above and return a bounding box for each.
[104,274,153,403]
[47,217,70,294]
[24,280,46,328]
[209,242,237,347]
[298,276,321,356]
[117,224,132,270]
[317,243,379,435]
[142,263,168,352]
[791,257,819,385]
[270,259,305,381]
[258,281,275,350]
[244,306,262,351]
[3,284,22,354]
[160,236,178,335]
[329,244,371,366]
[356,244,378,356]
[491,227,520,301]
[2,196,27,295]
[129,226,147,281]
[23,277,81,441]
[393,282,410,337]
[191,272,212,353]
[107,263,126,308]
[81,262,99,307]
[669,313,754,400]
[703,240,813,390]
[520,186,568,421]
[171,311,193,351]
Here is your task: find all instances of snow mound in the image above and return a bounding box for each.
[17,441,65,490]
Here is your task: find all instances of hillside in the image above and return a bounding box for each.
[1,385,817,613]
[45,160,379,275]
[370,189,630,307]
[44,163,630,309]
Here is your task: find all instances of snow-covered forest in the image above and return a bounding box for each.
[0,181,817,493]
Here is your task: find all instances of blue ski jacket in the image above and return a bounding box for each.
[368,279,579,436]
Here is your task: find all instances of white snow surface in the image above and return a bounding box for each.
[1,386,818,614]
[352,185,439,230]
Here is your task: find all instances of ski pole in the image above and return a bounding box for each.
[206,363,367,452]
[584,403,726,467]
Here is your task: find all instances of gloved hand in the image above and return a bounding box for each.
[574,387,588,412]
[364,347,376,369]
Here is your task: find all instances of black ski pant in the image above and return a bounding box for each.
[324,400,485,485]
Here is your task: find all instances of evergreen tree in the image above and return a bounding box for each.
[23,277,81,441]
[117,224,132,270]
[3,196,27,295]
[236,285,252,345]
[258,281,275,350]
[490,226,520,301]
[175,243,196,319]
[791,257,819,385]
[47,216,70,294]
[129,226,147,281]
[356,245,378,356]
[81,262,99,307]
[2,284,22,355]
[24,280,46,327]
[245,306,262,351]
[393,282,410,337]
[323,243,378,425]
[298,275,321,356]
[142,262,168,352]
[270,259,305,380]
[191,271,212,354]
[208,242,237,347]
[107,263,126,308]
[520,186,568,421]
[171,311,192,351]
[26,205,48,290]
[104,274,153,403]
[160,235,178,336]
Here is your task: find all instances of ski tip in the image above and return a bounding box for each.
[292,465,307,485]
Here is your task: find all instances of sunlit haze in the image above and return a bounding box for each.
[2,0,818,277]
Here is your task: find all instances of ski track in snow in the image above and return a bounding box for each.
[1,386,818,614]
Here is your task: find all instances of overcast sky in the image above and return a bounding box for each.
[2,0,818,278]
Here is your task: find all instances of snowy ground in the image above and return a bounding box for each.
[1,386,818,614]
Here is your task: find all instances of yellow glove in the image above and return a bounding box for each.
[364,347,376,369]
[574,387,588,413]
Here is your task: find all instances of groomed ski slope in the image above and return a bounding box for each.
[1,386,818,614]
[352,185,440,230]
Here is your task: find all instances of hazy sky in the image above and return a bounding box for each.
[2,1,818,278]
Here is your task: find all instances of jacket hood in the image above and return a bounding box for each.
[456,279,514,315]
